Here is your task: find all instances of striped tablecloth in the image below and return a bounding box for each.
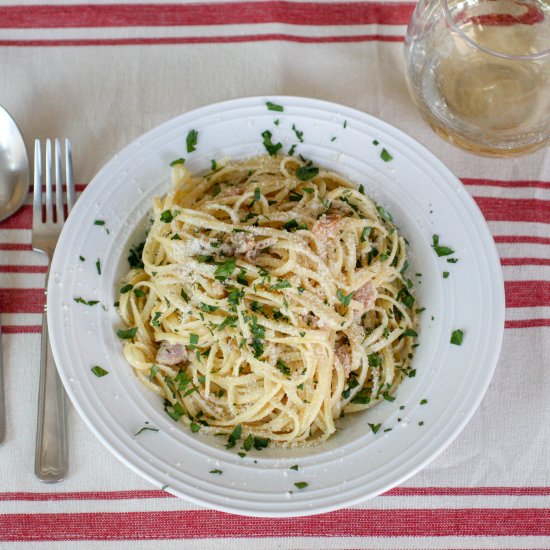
[0,1,549,547]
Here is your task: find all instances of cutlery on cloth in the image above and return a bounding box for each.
[0,105,29,444]
[32,139,75,482]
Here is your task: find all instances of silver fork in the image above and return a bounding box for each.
[32,139,75,482]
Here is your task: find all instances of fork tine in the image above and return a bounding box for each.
[44,139,53,224]
[33,140,42,223]
[54,139,64,223]
[65,139,75,212]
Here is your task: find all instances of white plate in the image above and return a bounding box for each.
[48,96,504,517]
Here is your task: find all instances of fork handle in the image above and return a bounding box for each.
[35,287,68,482]
[0,324,6,444]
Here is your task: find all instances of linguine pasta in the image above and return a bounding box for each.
[118,154,417,448]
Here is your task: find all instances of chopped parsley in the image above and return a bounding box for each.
[294,482,308,489]
[336,289,354,307]
[209,469,223,475]
[134,426,159,436]
[432,234,455,257]
[169,158,185,167]
[289,190,303,201]
[128,241,145,269]
[200,303,218,313]
[180,288,190,303]
[443,271,449,278]
[261,130,282,156]
[214,257,236,281]
[149,364,159,381]
[226,424,242,448]
[290,464,299,471]
[283,219,308,232]
[211,159,217,171]
[91,366,108,377]
[94,219,105,226]
[151,312,162,327]
[360,226,372,243]
[79,255,85,262]
[117,327,138,339]
[368,422,381,434]
[270,279,292,290]
[377,205,393,222]
[120,284,133,294]
[380,148,393,162]
[288,144,297,156]
[401,328,418,338]
[160,210,174,223]
[164,400,185,421]
[296,164,319,181]
[275,359,291,376]
[266,101,284,112]
[190,422,201,433]
[420,399,428,405]
[292,124,304,142]
[74,297,99,306]
[450,329,464,346]
[189,333,199,346]
[186,129,198,153]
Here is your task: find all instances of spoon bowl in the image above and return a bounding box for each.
[0,106,28,222]
[0,105,29,444]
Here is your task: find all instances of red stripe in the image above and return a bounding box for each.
[0,244,32,251]
[462,178,550,190]
[0,265,47,274]
[473,196,550,224]
[0,325,41,334]
[501,257,550,266]
[0,2,415,29]
[1,508,548,540]
[495,235,550,245]
[2,486,550,502]
[0,34,404,47]
[505,280,550,308]
[0,288,45,313]
[0,205,31,229]
[505,318,550,329]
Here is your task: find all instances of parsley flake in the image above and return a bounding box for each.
[368,422,381,434]
[296,165,319,181]
[337,289,354,307]
[74,297,99,306]
[450,329,464,346]
[380,148,393,162]
[214,257,236,282]
[117,327,138,339]
[266,101,284,112]
[432,234,455,257]
[91,366,108,377]
[186,129,198,153]
[261,130,282,156]
[169,158,185,167]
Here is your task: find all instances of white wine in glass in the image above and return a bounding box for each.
[405,0,550,157]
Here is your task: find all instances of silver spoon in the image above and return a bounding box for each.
[0,106,29,444]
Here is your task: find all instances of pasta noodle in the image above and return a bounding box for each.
[118,154,417,448]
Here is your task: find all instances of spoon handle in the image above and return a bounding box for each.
[0,324,6,444]
[35,294,68,482]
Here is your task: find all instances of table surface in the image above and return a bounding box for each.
[0,1,549,548]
